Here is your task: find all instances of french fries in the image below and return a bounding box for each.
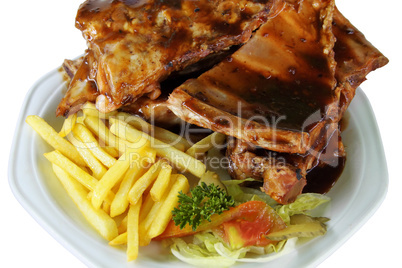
[110,156,153,217]
[186,132,226,158]
[92,145,149,209]
[26,104,205,261]
[44,150,98,191]
[127,197,142,261]
[109,118,206,178]
[116,112,191,151]
[83,115,125,155]
[128,159,163,205]
[72,123,118,167]
[109,232,127,246]
[58,113,77,138]
[67,133,107,180]
[26,115,86,167]
[147,174,190,238]
[52,164,118,241]
[150,161,172,201]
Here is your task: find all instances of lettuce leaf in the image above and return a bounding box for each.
[223,179,278,207]
[275,193,330,224]
[169,232,247,267]
[169,231,294,267]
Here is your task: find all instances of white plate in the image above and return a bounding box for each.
[8,68,388,267]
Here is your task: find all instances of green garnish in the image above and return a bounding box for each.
[172,182,235,231]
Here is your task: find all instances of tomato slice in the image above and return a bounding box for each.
[155,201,286,248]
[221,201,286,248]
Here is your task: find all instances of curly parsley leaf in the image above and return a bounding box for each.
[172,182,235,231]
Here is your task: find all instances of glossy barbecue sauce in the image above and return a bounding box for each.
[303,156,345,194]
[304,119,347,194]
[76,0,273,51]
[180,1,338,134]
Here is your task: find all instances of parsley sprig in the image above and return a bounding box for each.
[172,182,235,231]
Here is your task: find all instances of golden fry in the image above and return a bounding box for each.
[116,112,191,151]
[109,118,206,178]
[83,115,126,155]
[44,150,98,190]
[58,113,77,138]
[110,159,150,217]
[72,123,117,168]
[52,164,118,241]
[81,102,117,119]
[92,146,148,209]
[147,174,189,238]
[127,197,141,261]
[26,115,85,166]
[67,133,107,180]
[186,132,226,158]
[139,190,168,245]
[128,160,163,205]
[118,214,128,234]
[109,232,127,246]
[150,162,172,202]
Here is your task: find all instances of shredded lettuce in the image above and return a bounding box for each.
[215,238,297,263]
[170,232,247,267]
[169,231,294,267]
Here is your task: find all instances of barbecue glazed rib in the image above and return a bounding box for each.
[58,51,99,116]
[332,7,389,116]
[56,0,283,116]
[167,0,338,154]
[167,0,388,203]
[224,4,388,204]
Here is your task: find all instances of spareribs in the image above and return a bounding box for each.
[56,0,283,116]
[167,0,388,203]
[167,0,338,155]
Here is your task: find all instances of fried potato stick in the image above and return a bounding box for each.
[109,232,127,246]
[110,154,155,217]
[58,113,77,138]
[67,133,107,180]
[147,174,189,238]
[150,162,172,202]
[186,132,226,158]
[83,115,127,155]
[26,115,85,166]
[127,197,142,261]
[52,164,118,241]
[109,118,206,177]
[91,145,148,209]
[72,123,117,167]
[44,150,98,190]
[116,112,191,151]
[128,160,163,205]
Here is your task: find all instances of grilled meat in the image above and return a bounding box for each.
[58,51,99,116]
[167,0,338,154]
[56,0,282,116]
[227,122,344,204]
[332,7,389,115]
[168,0,387,202]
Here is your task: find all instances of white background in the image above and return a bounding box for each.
[1,0,400,267]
